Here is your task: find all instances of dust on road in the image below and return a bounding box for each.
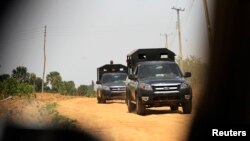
[57,97,194,141]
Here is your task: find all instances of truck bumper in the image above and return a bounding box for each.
[140,91,192,107]
[102,90,126,100]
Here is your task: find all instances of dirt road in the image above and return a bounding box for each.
[57,97,194,141]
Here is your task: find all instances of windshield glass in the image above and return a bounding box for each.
[138,63,182,79]
[101,73,127,84]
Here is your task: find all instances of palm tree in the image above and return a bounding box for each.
[12,66,29,83]
[46,71,62,92]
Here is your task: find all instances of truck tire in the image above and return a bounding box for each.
[97,91,101,103]
[182,100,192,114]
[100,95,106,104]
[170,105,178,111]
[125,90,129,105]
[127,98,135,113]
[97,96,101,103]
[126,90,135,112]
[136,97,146,115]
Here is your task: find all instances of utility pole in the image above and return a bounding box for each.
[42,25,47,93]
[172,7,184,71]
[203,0,213,48]
[160,33,172,49]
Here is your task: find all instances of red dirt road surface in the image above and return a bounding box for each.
[57,97,194,141]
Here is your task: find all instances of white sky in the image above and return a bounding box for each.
[0,0,213,86]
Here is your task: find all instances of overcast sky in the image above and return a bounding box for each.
[0,0,213,86]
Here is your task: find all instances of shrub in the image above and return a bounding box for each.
[0,74,10,82]
[59,81,76,95]
[85,88,96,97]
[77,85,88,96]
[0,77,35,99]
[17,83,35,96]
[0,77,19,98]
[77,85,96,97]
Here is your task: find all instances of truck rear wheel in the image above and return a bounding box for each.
[170,105,179,111]
[127,97,135,113]
[182,100,192,114]
[136,98,146,115]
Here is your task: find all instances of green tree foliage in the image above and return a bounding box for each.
[1,66,95,98]
[0,74,10,82]
[45,71,77,95]
[28,73,36,86]
[77,85,88,96]
[77,84,96,97]
[44,86,51,92]
[85,87,96,97]
[0,74,10,95]
[11,66,29,83]
[0,66,38,99]
[35,77,43,92]
[17,83,34,96]
[59,81,76,95]
[46,71,62,92]
[0,77,19,98]
[0,77,35,99]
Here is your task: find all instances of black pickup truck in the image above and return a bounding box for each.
[96,61,127,103]
[125,48,192,115]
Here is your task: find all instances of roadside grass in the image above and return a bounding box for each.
[41,102,77,129]
[51,113,77,129]
[43,102,57,114]
[0,96,77,130]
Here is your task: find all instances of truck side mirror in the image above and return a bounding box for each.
[184,72,191,78]
[128,74,137,80]
[96,80,101,84]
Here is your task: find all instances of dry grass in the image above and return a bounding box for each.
[0,93,77,129]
